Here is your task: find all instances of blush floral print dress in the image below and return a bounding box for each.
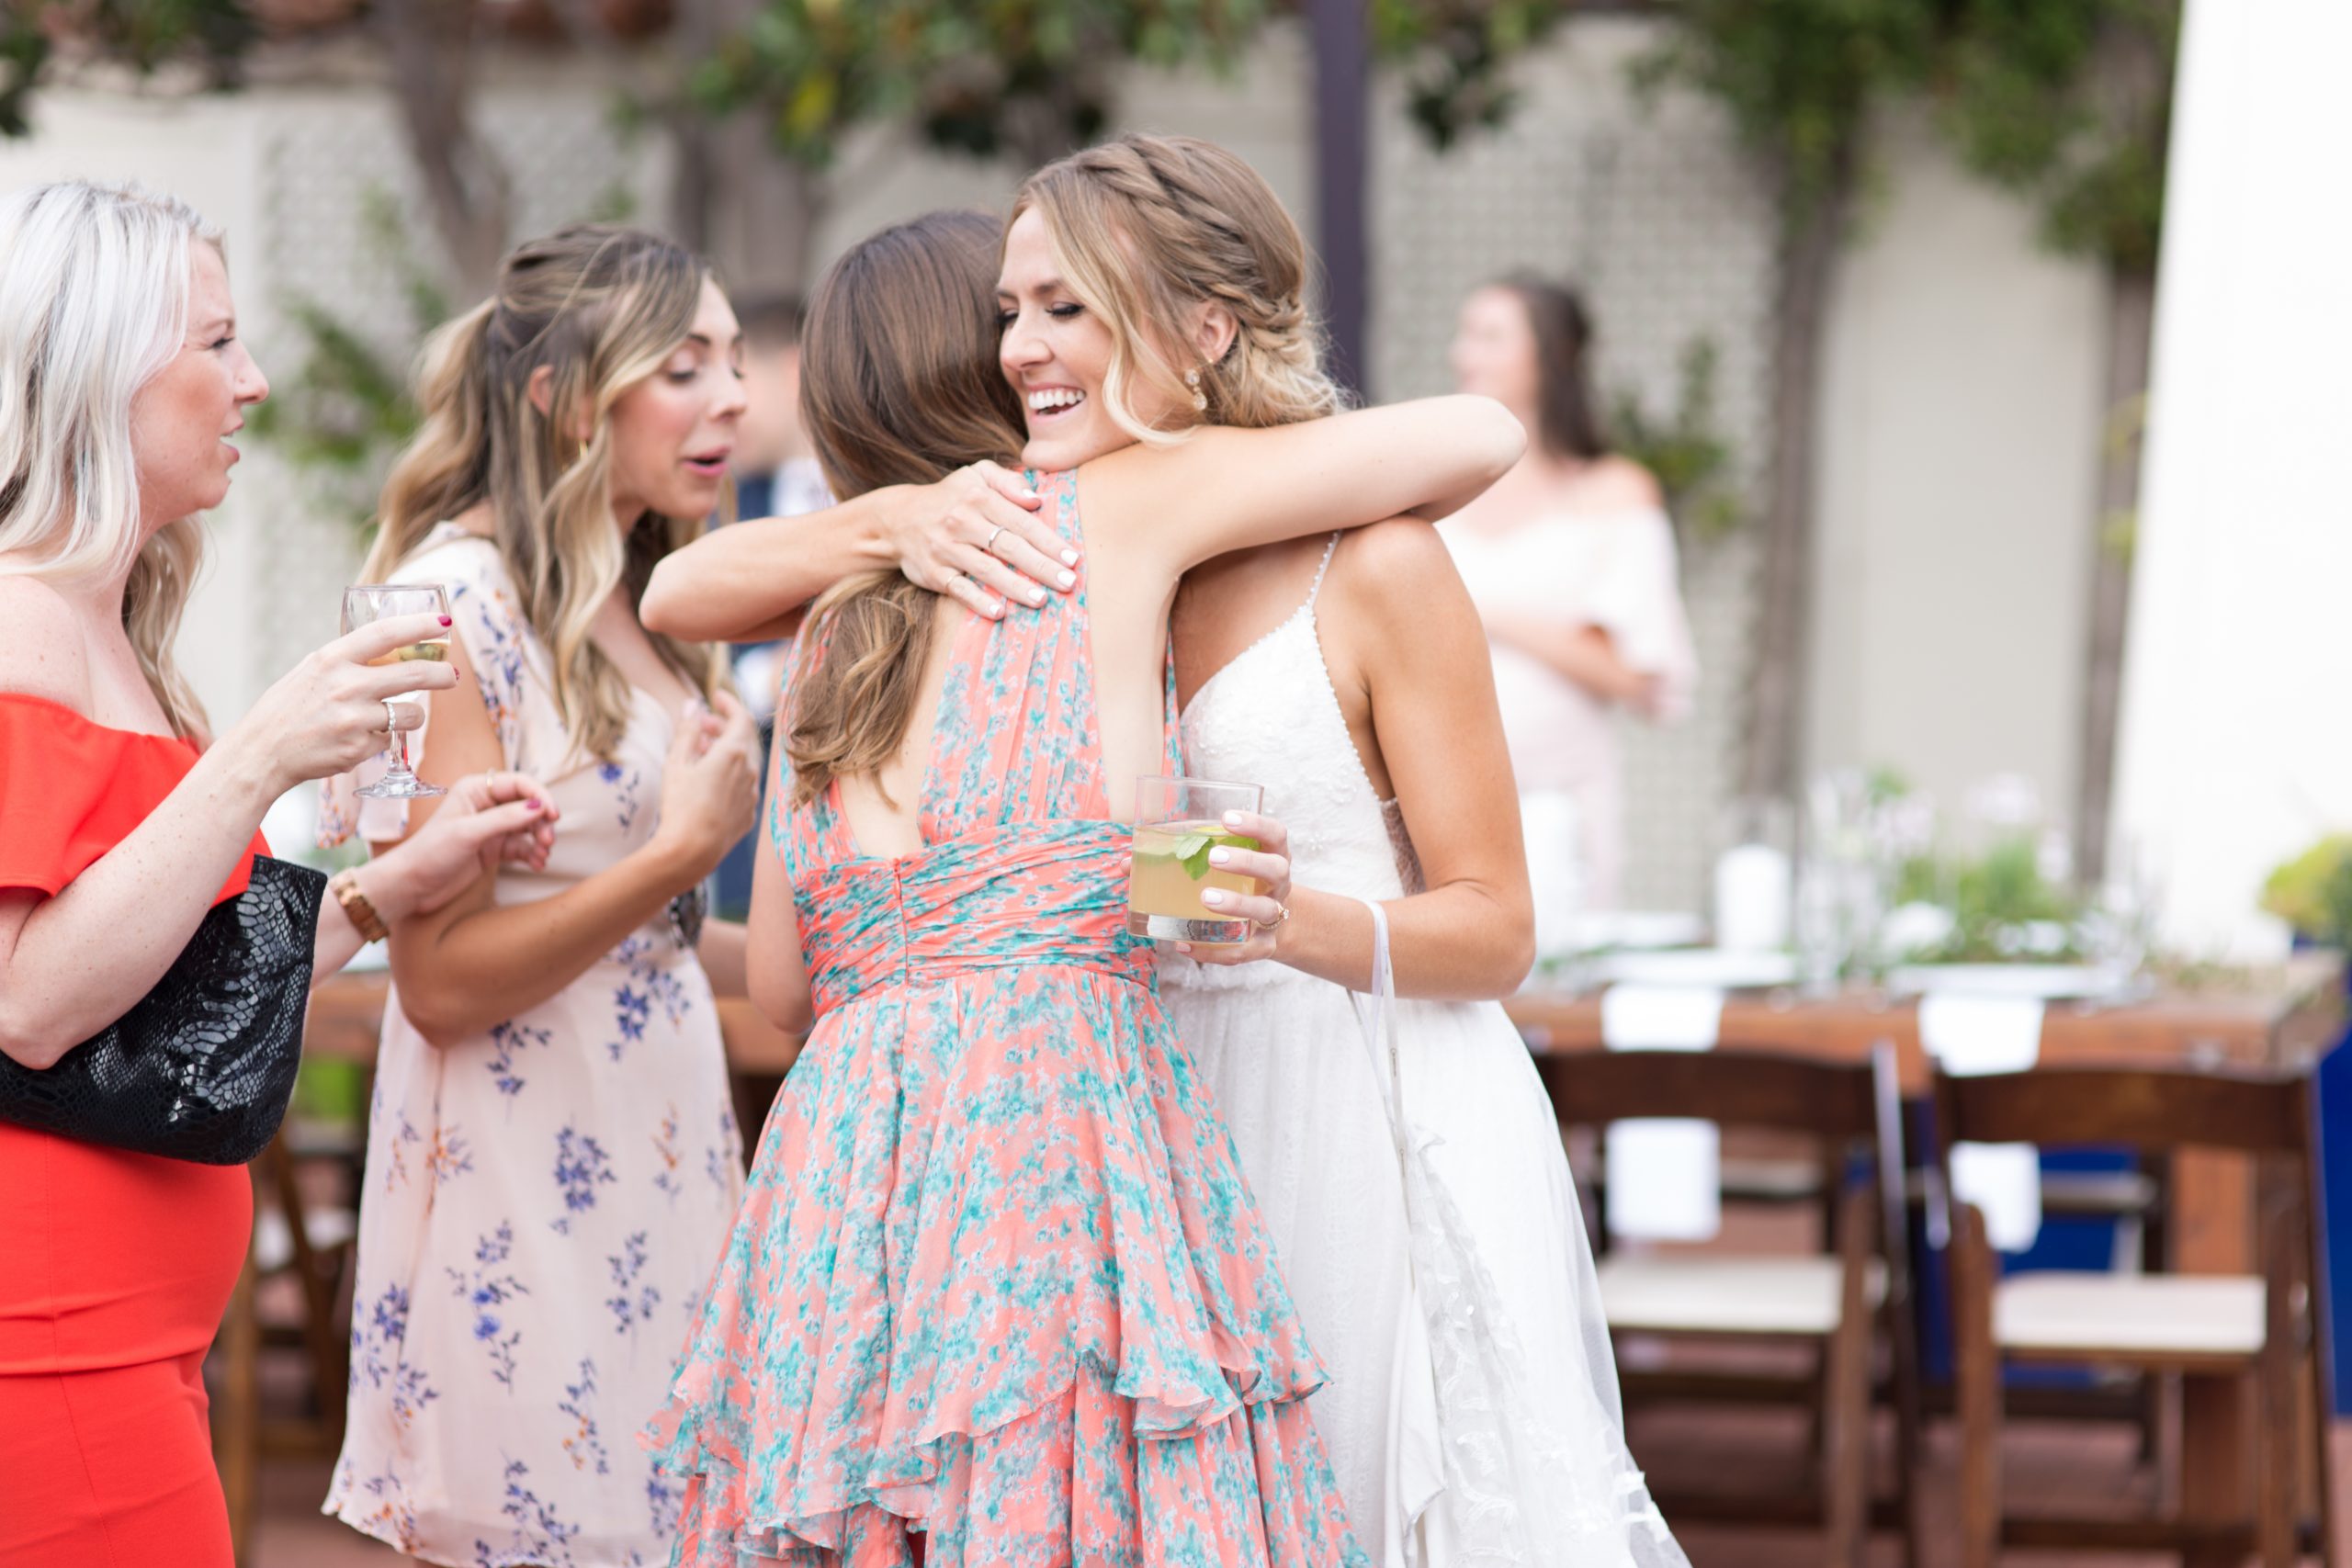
[648,471,1365,1567]
[320,525,744,1567]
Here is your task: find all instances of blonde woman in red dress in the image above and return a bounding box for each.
[0,180,557,1568]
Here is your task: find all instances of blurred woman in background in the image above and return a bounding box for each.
[1443,276,1697,933]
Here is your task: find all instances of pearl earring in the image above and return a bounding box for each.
[1185,366,1206,412]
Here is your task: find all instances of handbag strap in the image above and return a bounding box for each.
[1352,897,1412,1187]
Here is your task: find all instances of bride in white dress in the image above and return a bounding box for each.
[1161,526,1683,1568]
[1002,139,1689,1567]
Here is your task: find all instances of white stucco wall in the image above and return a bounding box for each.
[2109,0,2352,959]
[1805,114,2108,840]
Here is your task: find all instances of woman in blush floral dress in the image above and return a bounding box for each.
[319,225,760,1567]
[645,210,1522,1566]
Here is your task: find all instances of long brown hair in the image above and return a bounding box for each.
[785,211,1024,806]
[1010,134,1345,441]
[363,224,724,763]
[1494,273,1608,461]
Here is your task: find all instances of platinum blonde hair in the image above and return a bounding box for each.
[0,180,218,735]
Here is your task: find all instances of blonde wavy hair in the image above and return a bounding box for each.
[363,224,723,764]
[0,181,219,737]
[1009,133,1347,442]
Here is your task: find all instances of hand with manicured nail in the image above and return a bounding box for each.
[1173,808,1294,967]
[887,459,1078,621]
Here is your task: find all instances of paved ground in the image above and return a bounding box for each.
[253,1420,2350,1567]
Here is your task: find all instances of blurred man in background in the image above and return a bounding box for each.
[715,294,832,917]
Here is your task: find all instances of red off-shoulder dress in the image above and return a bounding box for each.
[0,694,272,1568]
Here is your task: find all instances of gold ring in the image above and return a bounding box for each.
[1255,901,1290,931]
[984,525,1005,556]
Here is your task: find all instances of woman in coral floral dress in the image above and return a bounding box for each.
[648,208,1521,1565]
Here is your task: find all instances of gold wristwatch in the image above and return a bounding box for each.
[328,867,390,943]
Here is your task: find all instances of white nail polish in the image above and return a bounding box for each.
[1061,549,1079,566]
[1201,889,1225,907]
[1028,588,1046,604]
[1057,570,1076,588]
[1208,848,1230,866]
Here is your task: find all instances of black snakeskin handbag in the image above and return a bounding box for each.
[0,855,326,1165]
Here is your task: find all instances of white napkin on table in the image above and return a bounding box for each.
[1920,991,2046,1253]
[1600,984,1725,1242]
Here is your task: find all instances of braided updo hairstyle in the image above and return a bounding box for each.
[1010,134,1346,441]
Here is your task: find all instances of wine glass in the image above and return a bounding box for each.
[342,583,452,800]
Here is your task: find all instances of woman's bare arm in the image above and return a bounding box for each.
[380,635,752,1048]
[696,918,750,999]
[641,466,1068,640]
[0,581,456,1068]
[1483,615,1660,712]
[1268,521,1535,999]
[744,751,812,1032]
[1088,396,1525,579]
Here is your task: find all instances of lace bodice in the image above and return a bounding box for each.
[1164,539,1423,993]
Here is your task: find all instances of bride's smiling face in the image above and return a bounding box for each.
[995,208,1188,472]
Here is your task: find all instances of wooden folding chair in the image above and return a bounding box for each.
[1936,1062,2338,1568]
[1538,1043,1925,1567]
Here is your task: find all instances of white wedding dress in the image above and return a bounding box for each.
[1159,538,1687,1568]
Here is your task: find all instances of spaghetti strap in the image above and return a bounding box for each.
[1306,532,1342,610]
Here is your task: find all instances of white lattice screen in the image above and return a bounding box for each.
[1371,19,1773,913]
[228,21,1767,913]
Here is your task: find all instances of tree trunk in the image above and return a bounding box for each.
[697,127,826,296]
[1738,144,1857,804]
[379,0,509,300]
[2073,265,2155,885]
[1309,0,1371,397]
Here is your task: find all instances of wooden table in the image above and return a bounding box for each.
[1505,953,2346,1276]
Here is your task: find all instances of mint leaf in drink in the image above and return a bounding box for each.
[1170,832,1213,878]
[1180,830,1259,881]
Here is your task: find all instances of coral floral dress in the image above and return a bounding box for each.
[649,471,1367,1566]
[0,694,270,1568]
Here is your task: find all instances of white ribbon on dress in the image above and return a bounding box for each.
[1349,899,1688,1568]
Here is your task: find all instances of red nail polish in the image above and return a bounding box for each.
[438,615,453,626]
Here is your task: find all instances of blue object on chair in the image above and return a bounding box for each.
[2320,1021,2350,1415]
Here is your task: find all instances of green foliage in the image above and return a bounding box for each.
[1,0,257,137]
[2261,836,2352,950]
[1634,0,1939,216]
[1933,0,2177,275]
[1901,833,2086,963]
[1610,337,1745,547]
[1369,0,1574,149]
[699,0,1273,167]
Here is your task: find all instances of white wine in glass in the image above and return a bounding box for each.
[343,582,451,800]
